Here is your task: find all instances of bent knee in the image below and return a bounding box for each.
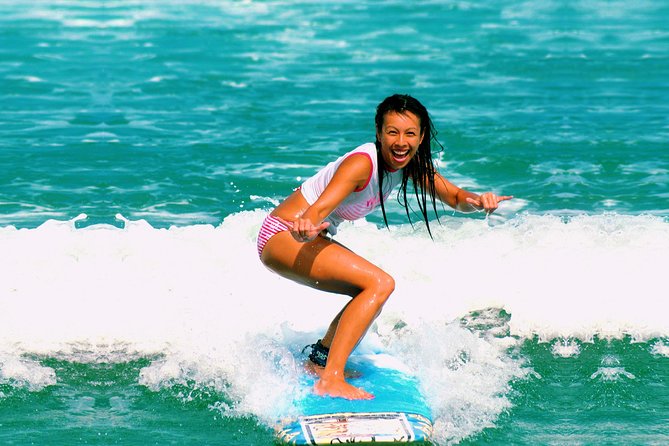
[380,273,395,296]
[368,272,395,306]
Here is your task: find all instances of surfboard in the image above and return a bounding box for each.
[276,352,433,444]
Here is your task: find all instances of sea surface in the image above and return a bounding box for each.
[1,1,668,445]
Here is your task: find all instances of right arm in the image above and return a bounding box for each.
[279,153,372,242]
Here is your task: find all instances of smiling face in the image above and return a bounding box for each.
[376,110,425,171]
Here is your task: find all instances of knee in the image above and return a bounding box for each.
[381,273,396,297]
[369,272,395,307]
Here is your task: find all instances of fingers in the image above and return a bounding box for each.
[467,195,495,210]
[481,193,499,211]
[467,193,513,213]
[466,197,482,207]
[274,216,329,243]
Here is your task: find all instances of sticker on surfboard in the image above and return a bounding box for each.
[278,411,432,444]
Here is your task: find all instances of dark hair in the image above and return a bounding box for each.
[374,94,443,237]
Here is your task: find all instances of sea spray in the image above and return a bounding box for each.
[2,210,669,444]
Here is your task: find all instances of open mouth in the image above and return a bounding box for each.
[391,149,410,164]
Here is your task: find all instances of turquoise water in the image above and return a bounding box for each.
[1,0,668,444]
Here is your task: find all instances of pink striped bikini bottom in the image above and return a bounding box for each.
[256,214,290,258]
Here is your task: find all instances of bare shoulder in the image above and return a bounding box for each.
[335,152,374,186]
[341,151,373,171]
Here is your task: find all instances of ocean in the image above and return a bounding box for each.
[1,0,668,444]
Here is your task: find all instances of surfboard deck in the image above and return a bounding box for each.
[276,353,433,444]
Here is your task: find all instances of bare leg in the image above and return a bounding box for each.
[313,288,389,399]
[321,305,346,348]
[261,231,394,400]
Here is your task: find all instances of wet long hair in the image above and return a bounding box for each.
[375,94,443,237]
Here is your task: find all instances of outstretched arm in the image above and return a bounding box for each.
[434,172,513,214]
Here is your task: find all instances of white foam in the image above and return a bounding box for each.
[137,331,307,424]
[551,338,581,358]
[339,213,669,341]
[590,355,636,382]
[650,340,669,357]
[376,321,527,445]
[2,211,668,345]
[1,211,668,438]
[0,352,56,392]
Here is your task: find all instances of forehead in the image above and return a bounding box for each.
[382,110,421,129]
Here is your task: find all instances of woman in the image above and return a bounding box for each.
[257,94,512,400]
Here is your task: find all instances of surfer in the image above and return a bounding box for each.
[257,94,512,400]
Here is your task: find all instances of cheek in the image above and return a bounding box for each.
[380,137,394,152]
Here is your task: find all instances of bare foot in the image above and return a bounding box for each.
[304,361,362,379]
[313,377,374,400]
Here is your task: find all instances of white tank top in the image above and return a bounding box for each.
[300,143,403,235]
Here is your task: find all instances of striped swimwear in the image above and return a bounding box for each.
[256,214,290,258]
[257,144,402,258]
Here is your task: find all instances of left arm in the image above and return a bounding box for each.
[434,172,513,214]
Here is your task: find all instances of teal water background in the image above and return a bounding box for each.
[1,1,668,445]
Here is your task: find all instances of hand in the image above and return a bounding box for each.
[466,192,513,214]
[276,216,330,243]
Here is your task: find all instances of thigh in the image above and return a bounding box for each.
[260,231,387,298]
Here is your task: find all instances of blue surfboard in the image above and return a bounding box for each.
[276,353,433,444]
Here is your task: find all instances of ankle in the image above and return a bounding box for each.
[306,339,329,367]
